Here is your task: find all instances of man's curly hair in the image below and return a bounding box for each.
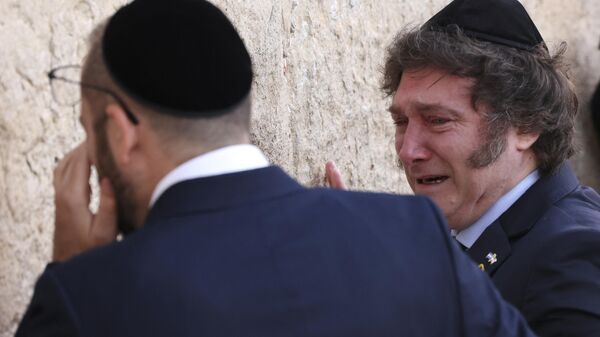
[382,26,578,175]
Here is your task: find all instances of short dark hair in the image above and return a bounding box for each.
[382,26,578,175]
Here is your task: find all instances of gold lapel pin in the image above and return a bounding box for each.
[486,252,498,265]
[478,264,485,271]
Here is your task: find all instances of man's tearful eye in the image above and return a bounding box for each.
[417,176,449,184]
[392,117,408,127]
[431,118,449,125]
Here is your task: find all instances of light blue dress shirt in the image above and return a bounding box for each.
[454,170,541,249]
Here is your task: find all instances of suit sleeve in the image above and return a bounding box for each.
[423,199,537,337]
[521,229,600,337]
[15,265,79,337]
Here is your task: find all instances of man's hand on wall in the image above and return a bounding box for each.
[52,143,118,262]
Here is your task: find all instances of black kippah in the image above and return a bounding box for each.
[424,0,546,51]
[103,0,253,117]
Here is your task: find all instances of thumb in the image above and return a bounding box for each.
[90,178,118,244]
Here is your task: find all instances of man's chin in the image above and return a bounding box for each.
[418,194,457,228]
[412,187,442,199]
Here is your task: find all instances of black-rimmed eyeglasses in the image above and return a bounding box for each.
[48,65,139,124]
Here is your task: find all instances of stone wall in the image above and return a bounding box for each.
[0,0,598,335]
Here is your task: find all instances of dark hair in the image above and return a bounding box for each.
[382,26,578,175]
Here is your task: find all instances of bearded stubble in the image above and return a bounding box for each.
[94,117,139,236]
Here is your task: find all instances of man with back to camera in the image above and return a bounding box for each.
[326,0,600,335]
[15,0,536,336]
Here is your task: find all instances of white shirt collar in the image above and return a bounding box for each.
[454,169,541,249]
[149,144,269,207]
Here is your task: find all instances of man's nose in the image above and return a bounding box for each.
[396,123,432,165]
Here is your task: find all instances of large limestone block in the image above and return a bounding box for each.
[0,1,598,335]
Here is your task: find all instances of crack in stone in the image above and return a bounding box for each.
[25,158,38,178]
[268,3,276,25]
[48,22,58,61]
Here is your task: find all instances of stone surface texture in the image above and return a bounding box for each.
[0,0,598,335]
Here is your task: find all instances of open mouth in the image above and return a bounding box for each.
[417,176,449,185]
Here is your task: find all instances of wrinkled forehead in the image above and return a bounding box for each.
[393,67,477,109]
[403,67,474,89]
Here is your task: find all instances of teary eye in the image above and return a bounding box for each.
[391,114,408,126]
[429,117,450,125]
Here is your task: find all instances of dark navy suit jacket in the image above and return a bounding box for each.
[17,166,534,337]
[466,164,600,336]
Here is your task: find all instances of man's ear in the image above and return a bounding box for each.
[105,103,138,164]
[515,129,540,152]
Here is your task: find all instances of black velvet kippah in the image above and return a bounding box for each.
[103,0,253,116]
[424,0,546,51]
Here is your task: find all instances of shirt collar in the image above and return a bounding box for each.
[454,169,540,248]
[149,144,269,207]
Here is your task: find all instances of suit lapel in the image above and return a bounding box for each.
[498,163,578,238]
[467,163,579,275]
[467,221,511,275]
